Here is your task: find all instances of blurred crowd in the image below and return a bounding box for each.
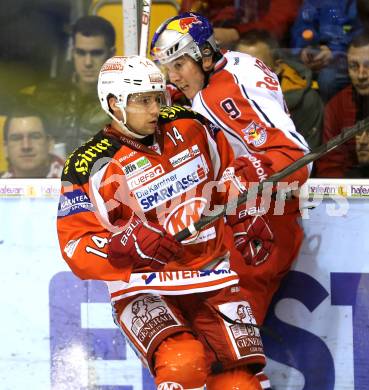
[0,0,368,178]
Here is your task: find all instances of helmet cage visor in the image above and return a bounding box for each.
[151,12,217,65]
[152,31,202,64]
[122,91,171,113]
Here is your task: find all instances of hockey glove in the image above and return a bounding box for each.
[229,215,274,266]
[108,216,184,271]
[221,153,275,217]
[230,153,274,184]
[224,154,275,266]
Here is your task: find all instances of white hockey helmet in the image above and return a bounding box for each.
[151,12,218,65]
[97,55,169,123]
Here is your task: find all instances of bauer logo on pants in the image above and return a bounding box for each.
[218,301,264,359]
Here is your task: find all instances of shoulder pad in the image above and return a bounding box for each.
[62,131,120,184]
[159,104,205,124]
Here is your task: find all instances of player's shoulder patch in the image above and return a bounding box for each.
[241,121,267,147]
[159,104,204,123]
[62,130,121,184]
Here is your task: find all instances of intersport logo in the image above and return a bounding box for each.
[157,382,184,390]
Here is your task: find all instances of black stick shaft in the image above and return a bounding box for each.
[174,116,369,242]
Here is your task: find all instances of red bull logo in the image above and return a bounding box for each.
[151,46,161,56]
[167,15,202,34]
[242,121,267,147]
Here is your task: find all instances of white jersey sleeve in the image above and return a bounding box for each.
[191,50,311,180]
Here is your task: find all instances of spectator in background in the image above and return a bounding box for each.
[1,105,64,178]
[0,0,70,106]
[354,130,369,177]
[357,0,369,31]
[235,29,323,149]
[316,32,369,178]
[291,0,362,102]
[180,0,303,47]
[30,15,116,156]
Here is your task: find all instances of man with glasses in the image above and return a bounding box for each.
[31,16,116,156]
[1,105,64,178]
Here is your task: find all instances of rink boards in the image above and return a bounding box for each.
[0,178,368,390]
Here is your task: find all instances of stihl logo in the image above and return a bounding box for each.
[157,382,183,390]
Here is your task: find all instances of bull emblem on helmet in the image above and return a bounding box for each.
[167,14,202,34]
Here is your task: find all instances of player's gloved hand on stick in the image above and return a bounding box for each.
[228,214,274,266]
[230,153,274,184]
[224,154,275,266]
[108,215,184,271]
[220,153,275,205]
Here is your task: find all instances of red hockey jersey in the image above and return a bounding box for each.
[57,106,241,300]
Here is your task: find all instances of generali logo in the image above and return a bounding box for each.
[129,296,177,349]
[164,197,207,244]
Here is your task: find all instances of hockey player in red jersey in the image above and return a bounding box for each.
[151,13,311,388]
[56,55,275,389]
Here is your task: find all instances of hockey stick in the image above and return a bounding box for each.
[139,0,152,57]
[123,0,139,55]
[174,116,369,242]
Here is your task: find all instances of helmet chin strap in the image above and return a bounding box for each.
[108,104,147,139]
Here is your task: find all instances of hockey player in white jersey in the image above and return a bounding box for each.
[151,12,311,389]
